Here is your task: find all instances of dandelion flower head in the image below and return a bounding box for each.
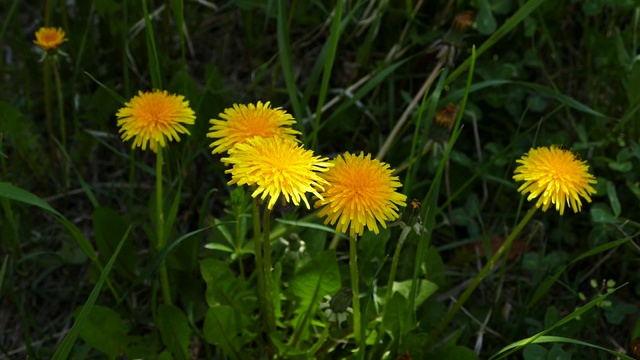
[513,145,597,215]
[34,27,67,51]
[222,136,332,210]
[116,90,196,152]
[314,152,407,237]
[207,101,301,154]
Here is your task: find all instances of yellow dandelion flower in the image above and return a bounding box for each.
[116,90,196,152]
[314,152,407,237]
[222,136,332,210]
[513,145,597,215]
[207,101,301,154]
[34,27,67,51]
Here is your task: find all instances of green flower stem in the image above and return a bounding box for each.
[262,206,276,333]
[376,225,412,342]
[43,58,56,172]
[235,214,245,277]
[156,148,171,305]
[426,206,538,347]
[307,323,331,356]
[51,57,68,192]
[252,199,267,329]
[349,235,362,351]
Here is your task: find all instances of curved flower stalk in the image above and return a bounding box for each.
[116,89,195,306]
[314,151,407,352]
[427,145,597,347]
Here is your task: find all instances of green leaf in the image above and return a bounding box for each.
[203,305,251,360]
[609,160,633,172]
[93,207,136,280]
[606,181,621,218]
[590,203,618,224]
[582,0,605,16]
[289,250,341,345]
[382,292,413,339]
[158,304,191,360]
[476,0,497,35]
[201,259,253,308]
[290,250,341,314]
[393,279,438,310]
[430,345,479,360]
[53,227,130,360]
[522,344,547,360]
[75,305,131,358]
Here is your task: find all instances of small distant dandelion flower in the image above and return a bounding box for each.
[207,101,301,154]
[453,10,475,31]
[513,145,597,215]
[116,90,196,152]
[222,136,332,210]
[34,27,67,51]
[314,152,407,238]
[434,103,458,129]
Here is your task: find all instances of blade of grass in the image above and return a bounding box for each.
[83,71,126,104]
[517,336,634,360]
[142,0,162,89]
[322,57,412,129]
[310,0,343,150]
[404,67,448,193]
[528,235,634,307]
[0,0,20,46]
[440,80,607,118]
[490,284,630,359]
[52,227,131,360]
[0,182,97,262]
[0,255,7,293]
[277,0,303,132]
[408,47,476,317]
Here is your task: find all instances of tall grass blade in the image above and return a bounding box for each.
[52,227,131,360]
[142,0,162,89]
[490,284,630,359]
[277,0,304,132]
[310,0,343,150]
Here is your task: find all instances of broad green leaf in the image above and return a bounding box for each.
[158,304,191,360]
[430,345,479,360]
[203,305,251,360]
[382,292,413,339]
[289,250,341,345]
[93,207,136,280]
[393,279,438,310]
[201,259,253,309]
[590,203,618,224]
[290,250,341,314]
[75,305,131,358]
[476,0,497,35]
[522,344,546,360]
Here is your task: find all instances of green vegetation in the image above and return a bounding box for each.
[1,0,639,359]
